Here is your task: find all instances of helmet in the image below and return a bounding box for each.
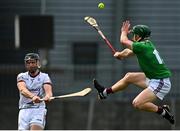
[24,53,41,72]
[24,53,40,62]
[132,25,151,39]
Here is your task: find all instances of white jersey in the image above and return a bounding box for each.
[17,71,52,109]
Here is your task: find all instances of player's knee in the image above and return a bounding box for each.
[124,72,134,83]
[132,99,142,109]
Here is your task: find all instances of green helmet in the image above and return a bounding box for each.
[132,25,151,39]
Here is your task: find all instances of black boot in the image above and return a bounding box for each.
[162,105,175,124]
[93,79,106,99]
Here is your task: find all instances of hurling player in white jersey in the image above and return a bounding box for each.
[17,53,53,130]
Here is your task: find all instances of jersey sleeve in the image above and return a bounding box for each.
[43,74,52,85]
[132,42,145,54]
[17,73,25,83]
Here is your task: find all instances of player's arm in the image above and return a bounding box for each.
[17,81,41,103]
[114,48,134,60]
[120,20,133,49]
[43,83,53,102]
[17,81,35,99]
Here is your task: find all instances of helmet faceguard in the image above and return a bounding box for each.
[131,25,151,41]
[24,53,41,74]
[24,53,40,62]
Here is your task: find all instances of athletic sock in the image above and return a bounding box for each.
[103,88,113,97]
[106,88,113,94]
[157,106,166,116]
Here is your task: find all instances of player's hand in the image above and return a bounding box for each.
[114,52,124,60]
[121,20,131,34]
[32,95,41,103]
[42,95,51,103]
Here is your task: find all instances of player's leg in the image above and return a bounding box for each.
[18,109,31,130]
[93,72,147,99]
[132,78,174,124]
[132,88,158,112]
[30,108,47,130]
[111,72,147,92]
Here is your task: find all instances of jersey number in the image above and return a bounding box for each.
[153,49,163,64]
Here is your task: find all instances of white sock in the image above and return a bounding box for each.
[103,89,108,97]
[161,109,166,116]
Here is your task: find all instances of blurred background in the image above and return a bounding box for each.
[0,0,180,130]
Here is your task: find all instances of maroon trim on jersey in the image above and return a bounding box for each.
[28,70,40,78]
[43,82,52,85]
[17,80,25,83]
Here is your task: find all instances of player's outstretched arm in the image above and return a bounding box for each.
[17,81,42,103]
[120,20,133,49]
[17,81,36,99]
[114,48,134,60]
[42,84,53,102]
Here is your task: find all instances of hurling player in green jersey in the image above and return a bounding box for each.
[93,21,175,124]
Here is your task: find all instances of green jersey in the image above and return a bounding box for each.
[132,40,171,79]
